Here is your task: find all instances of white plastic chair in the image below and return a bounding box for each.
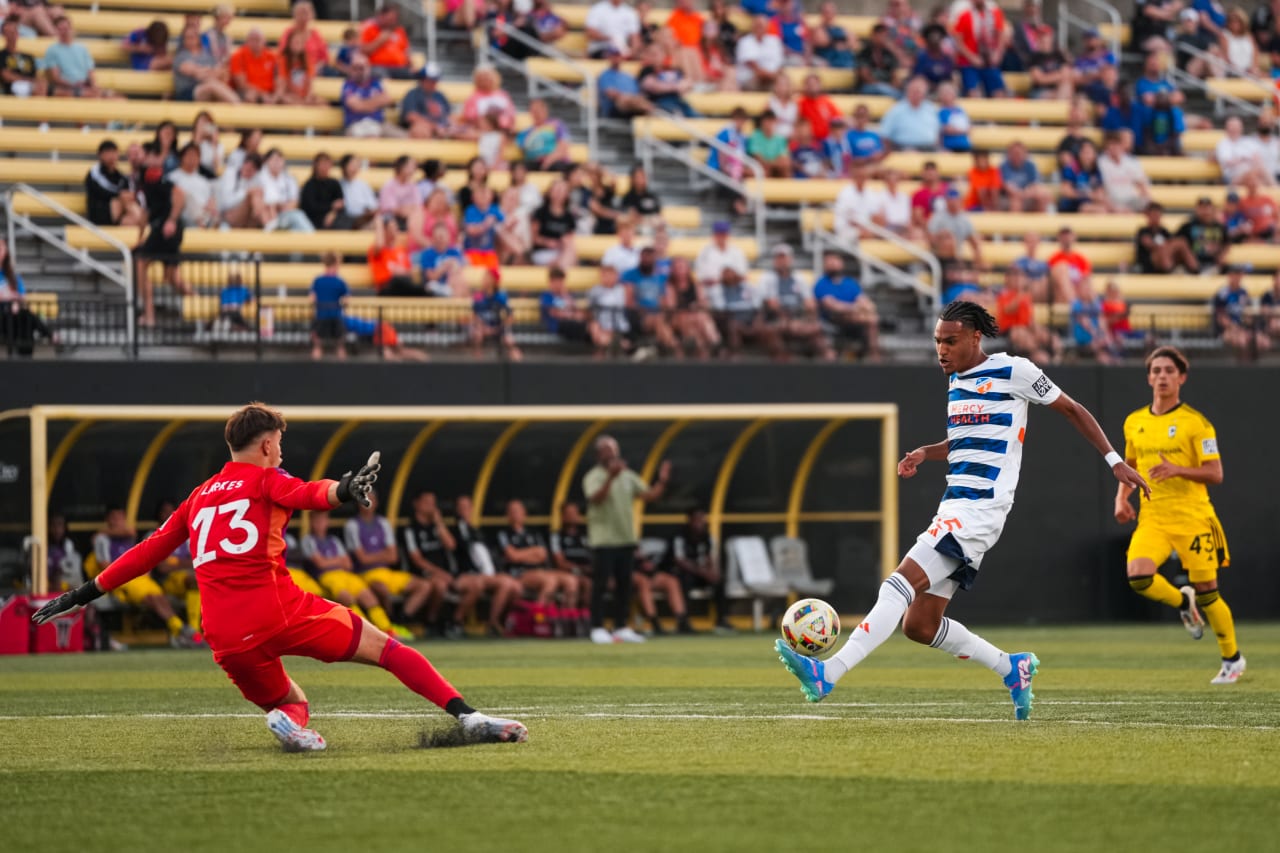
[725,536,790,631]
[770,536,835,597]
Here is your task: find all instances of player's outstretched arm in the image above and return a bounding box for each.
[267,452,381,510]
[1049,394,1151,499]
[898,439,949,478]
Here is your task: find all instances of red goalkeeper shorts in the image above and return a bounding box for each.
[212,593,364,709]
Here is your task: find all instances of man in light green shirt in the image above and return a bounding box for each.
[583,435,670,644]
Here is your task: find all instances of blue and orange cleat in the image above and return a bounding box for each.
[775,639,835,703]
[1003,652,1039,721]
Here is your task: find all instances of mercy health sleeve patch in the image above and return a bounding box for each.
[1201,438,1218,455]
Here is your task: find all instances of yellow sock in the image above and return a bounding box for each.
[184,591,202,631]
[367,605,393,632]
[1129,574,1183,609]
[1196,590,1239,659]
[166,615,185,636]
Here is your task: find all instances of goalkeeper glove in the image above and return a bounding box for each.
[336,451,381,507]
[32,580,103,625]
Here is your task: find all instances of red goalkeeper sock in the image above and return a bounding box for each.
[275,701,310,728]
[378,638,465,712]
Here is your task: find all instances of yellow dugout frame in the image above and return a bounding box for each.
[1,404,898,596]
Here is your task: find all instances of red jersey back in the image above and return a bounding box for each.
[97,461,334,655]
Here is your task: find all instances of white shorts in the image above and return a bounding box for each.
[906,502,1010,599]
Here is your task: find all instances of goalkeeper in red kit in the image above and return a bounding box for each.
[33,403,527,751]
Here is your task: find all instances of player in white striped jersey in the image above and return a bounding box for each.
[778,302,1149,719]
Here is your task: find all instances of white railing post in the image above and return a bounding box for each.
[1056,0,1121,58]
[810,221,940,307]
[425,0,436,67]
[1172,42,1268,118]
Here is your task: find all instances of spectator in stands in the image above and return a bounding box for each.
[152,121,180,173]
[797,72,840,142]
[832,163,883,244]
[846,104,888,169]
[85,140,144,228]
[811,0,855,68]
[201,5,233,66]
[1100,278,1140,345]
[1173,9,1214,78]
[936,82,972,153]
[759,243,833,360]
[309,252,348,361]
[1026,27,1071,100]
[529,178,578,269]
[342,53,404,138]
[773,0,809,66]
[0,15,45,96]
[1009,0,1050,69]
[1135,201,1199,274]
[174,25,237,103]
[868,168,914,238]
[542,266,601,350]
[736,14,784,91]
[585,165,622,237]
[1047,226,1092,305]
[217,152,263,228]
[475,109,510,170]
[929,189,985,269]
[463,183,507,270]
[636,42,698,117]
[281,1,330,76]
[1213,264,1265,358]
[124,20,172,72]
[1057,138,1108,214]
[518,97,574,169]
[746,110,791,177]
[1177,196,1229,272]
[998,141,1050,213]
[1214,116,1271,186]
[379,155,424,236]
[134,143,187,327]
[498,185,532,264]
[661,257,716,358]
[587,263,632,355]
[279,28,321,105]
[3,0,55,38]
[1135,52,1188,153]
[995,266,1058,365]
[705,266,781,360]
[258,148,311,232]
[602,220,641,273]
[229,28,281,104]
[949,0,1009,97]
[0,241,27,301]
[813,251,879,358]
[881,76,940,151]
[1133,0,1179,54]
[1238,173,1279,242]
[417,159,453,206]
[300,152,351,231]
[360,3,412,78]
[619,163,662,231]
[912,23,955,91]
[1263,270,1280,336]
[368,216,418,295]
[460,64,516,136]
[585,0,641,59]
[417,222,467,297]
[1222,190,1249,243]
[45,16,116,98]
[1220,8,1258,74]
[882,0,923,62]
[1098,132,1152,212]
[790,119,826,178]
[695,220,749,288]
[1068,277,1117,363]
[1072,29,1116,103]
[332,26,359,77]
[622,246,679,356]
[339,153,379,229]
[858,23,902,97]
[707,107,751,215]
[910,160,948,229]
[456,157,489,213]
[401,63,453,139]
[964,149,1001,211]
[1012,230,1051,301]
[168,143,218,230]
[597,45,651,118]
[188,111,222,178]
[471,267,523,360]
[934,230,988,306]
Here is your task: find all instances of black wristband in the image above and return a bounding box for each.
[335,472,354,503]
[69,580,104,607]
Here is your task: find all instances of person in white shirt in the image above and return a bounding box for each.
[695,221,750,286]
[873,168,917,239]
[600,220,641,273]
[766,74,798,139]
[1213,116,1271,186]
[588,263,631,350]
[832,163,886,244]
[1097,133,1151,212]
[217,151,265,228]
[257,147,309,230]
[735,14,784,90]
[585,0,641,59]
[167,143,218,228]
[338,153,379,227]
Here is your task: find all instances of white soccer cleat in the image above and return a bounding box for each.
[265,708,327,752]
[590,627,617,644]
[460,712,528,743]
[1210,655,1246,685]
[1178,585,1205,640]
[613,627,647,643]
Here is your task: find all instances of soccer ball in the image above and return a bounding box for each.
[780,598,840,657]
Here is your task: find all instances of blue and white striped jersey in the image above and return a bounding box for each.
[943,353,1062,509]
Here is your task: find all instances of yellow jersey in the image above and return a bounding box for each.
[1123,402,1220,525]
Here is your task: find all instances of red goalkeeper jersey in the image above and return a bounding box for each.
[96,462,335,654]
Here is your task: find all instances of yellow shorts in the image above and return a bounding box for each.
[318,570,369,599]
[113,574,165,606]
[1128,515,1230,583]
[288,568,325,597]
[361,567,414,596]
[160,569,194,597]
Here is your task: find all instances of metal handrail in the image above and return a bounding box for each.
[1057,0,1122,58]
[478,19,599,160]
[633,113,766,251]
[1171,41,1267,118]
[808,221,939,307]
[5,183,135,350]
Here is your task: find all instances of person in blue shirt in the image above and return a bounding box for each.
[540,266,603,348]
[1012,232,1051,300]
[462,184,506,267]
[1068,278,1117,363]
[1134,52,1186,154]
[124,21,172,72]
[470,267,522,361]
[215,272,254,332]
[340,54,397,136]
[1212,265,1257,358]
[999,141,1051,212]
[911,24,955,90]
[0,241,28,300]
[417,222,467,297]
[845,104,887,167]
[310,252,349,360]
[776,0,807,62]
[400,64,454,139]
[621,246,678,355]
[812,250,880,359]
[880,77,940,151]
[811,0,854,68]
[789,119,826,178]
[597,47,651,118]
[707,107,752,215]
[936,82,971,153]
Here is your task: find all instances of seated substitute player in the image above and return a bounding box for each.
[549,501,594,612]
[92,507,202,648]
[283,528,326,598]
[34,403,527,749]
[497,499,579,606]
[450,494,522,636]
[154,499,202,636]
[302,509,411,640]
[632,540,692,636]
[1115,347,1244,684]
[775,302,1149,719]
[668,508,733,633]
[343,490,434,626]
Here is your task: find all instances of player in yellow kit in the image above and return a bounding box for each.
[1115,346,1244,684]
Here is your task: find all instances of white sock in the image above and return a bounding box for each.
[825,573,915,683]
[929,617,1012,678]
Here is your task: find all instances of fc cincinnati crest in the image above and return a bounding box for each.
[1168,425,1177,437]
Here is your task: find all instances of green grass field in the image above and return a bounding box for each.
[2,625,1278,853]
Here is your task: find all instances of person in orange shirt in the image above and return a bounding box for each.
[667,0,704,48]
[964,149,1002,211]
[359,4,413,78]
[995,266,1059,365]
[367,216,420,295]
[797,72,840,141]
[229,28,281,104]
